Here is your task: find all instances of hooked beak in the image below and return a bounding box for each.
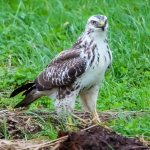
[98,19,107,31]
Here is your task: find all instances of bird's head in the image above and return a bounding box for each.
[85,15,108,34]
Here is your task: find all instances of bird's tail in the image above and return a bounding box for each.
[10,82,43,108]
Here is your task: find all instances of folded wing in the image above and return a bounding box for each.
[35,49,87,90]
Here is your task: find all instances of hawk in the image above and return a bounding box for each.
[10,14,112,123]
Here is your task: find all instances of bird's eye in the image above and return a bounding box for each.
[91,20,97,25]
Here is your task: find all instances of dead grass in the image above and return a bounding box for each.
[0,109,150,150]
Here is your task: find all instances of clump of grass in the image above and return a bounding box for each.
[109,111,150,139]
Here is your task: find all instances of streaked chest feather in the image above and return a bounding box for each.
[79,39,112,89]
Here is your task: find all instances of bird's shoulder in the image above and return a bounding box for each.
[46,48,81,67]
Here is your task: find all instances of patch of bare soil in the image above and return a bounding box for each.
[0,109,149,150]
[57,125,148,150]
[0,110,42,139]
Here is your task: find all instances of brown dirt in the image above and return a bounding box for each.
[0,110,42,139]
[57,125,149,150]
[0,109,149,150]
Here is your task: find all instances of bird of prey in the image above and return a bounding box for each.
[10,14,112,123]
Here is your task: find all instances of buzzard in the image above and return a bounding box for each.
[10,14,112,123]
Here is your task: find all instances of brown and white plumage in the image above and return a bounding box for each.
[10,14,112,122]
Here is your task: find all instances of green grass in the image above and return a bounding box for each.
[0,0,150,140]
[109,112,150,138]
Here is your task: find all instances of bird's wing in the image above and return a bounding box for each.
[35,49,87,91]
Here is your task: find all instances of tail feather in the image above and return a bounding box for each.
[10,82,43,108]
[14,89,42,108]
[10,82,35,97]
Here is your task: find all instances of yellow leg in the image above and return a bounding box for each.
[92,109,101,124]
[66,115,76,129]
[67,115,72,124]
